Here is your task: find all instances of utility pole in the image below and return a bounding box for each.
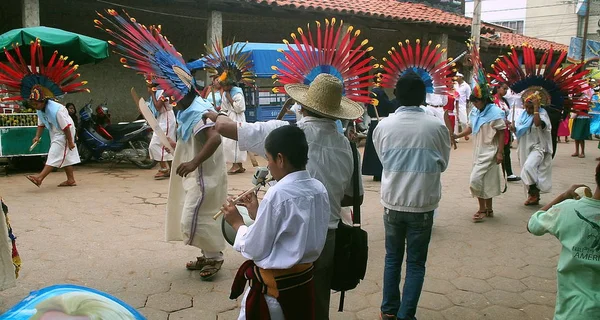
[580,0,592,71]
[471,0,482,48]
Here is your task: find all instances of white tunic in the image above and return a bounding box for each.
[237,116,363,229]
[149,91,176,162]
[37,103,80,168]
[0,201,15,291]
[221,91,247,163]
[469,119,506,199]
[454,81,471,126]
[517,111,553,193]
[234,170,330,320]
[165,121,226,252]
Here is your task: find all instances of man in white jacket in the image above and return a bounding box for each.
[373,71,451,320]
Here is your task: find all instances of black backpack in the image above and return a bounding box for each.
[330,141,369,311]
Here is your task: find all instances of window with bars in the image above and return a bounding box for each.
[491,20,525,34]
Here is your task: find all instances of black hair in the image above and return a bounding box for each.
[65,102,75,108]
[596,162,600,187]
[265,125,309,170]
[395,70,426,106]
[304,108,325,119]
[491,82,509,95]
[469,94,493,105]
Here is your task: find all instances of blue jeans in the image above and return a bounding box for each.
[381,209,434,320]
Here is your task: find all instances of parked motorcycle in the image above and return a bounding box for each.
[77,100,156,169]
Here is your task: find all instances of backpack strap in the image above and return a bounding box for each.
[350,141,361,225]
[338,141,361,312]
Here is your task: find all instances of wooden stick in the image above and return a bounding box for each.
[213,178,273,220]
[211,86,218,110]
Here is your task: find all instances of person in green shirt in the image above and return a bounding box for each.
[528,163,600,320]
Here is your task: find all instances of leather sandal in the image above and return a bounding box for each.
[199,259,224,280]
[524,194,540,206]
[473,210,486,222]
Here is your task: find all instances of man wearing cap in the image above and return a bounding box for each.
[373,71,451,320]
[454,73,471,138]
[204,73,364,319]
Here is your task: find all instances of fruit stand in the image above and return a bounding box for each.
[0,106,50,158]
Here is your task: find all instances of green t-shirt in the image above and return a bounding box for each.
[528,197,600,320]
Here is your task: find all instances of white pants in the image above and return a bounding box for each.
[238,287,284,320]
[521,149,552,193]
[455,104,468,134]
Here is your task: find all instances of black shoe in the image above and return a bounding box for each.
[507,175,521,182]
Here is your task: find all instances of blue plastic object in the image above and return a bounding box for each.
[0,284,145,319]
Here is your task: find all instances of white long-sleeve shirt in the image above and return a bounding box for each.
[237,116,363,229]
[234,170,330,269]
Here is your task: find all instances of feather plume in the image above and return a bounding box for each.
[379,39,454,96]
[95,9,193,103]
[488,44,590,112]
[203,39,255,86]
[0,39,88,102]
[273,18,376,104]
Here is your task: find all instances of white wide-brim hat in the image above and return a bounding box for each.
[284,73,364,120]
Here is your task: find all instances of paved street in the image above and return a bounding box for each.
[0,140,597,319]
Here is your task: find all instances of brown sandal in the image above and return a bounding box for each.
[524,195,540,206]
[486,209,494,218]
[227,167,246,175]
[186,256,208,270]
[58,181,77,187]
[472,210,486,222]
[199,259,224,280]
[25,175,41,188]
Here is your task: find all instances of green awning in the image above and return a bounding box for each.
[0,26,109,65]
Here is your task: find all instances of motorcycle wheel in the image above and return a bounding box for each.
[130,140,157,169]
[77,141,93,163]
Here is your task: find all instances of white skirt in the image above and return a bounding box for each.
[46,126,80,168]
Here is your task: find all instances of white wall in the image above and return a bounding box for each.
[525,0,578,45]
[464,0,526,22]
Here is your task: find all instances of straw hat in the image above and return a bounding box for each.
[284,73,364,120]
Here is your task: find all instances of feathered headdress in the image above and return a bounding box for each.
[467,39,493,102]
[94,9,195,104]
[0,39,89,102]
[488,44,590,111]
[378,39,455,96]
[272,18,376,104]
[203,40,255,87]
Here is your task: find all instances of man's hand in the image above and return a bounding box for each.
[222,197,244,231]
[561,184,590,200]
[32,137,40,144]
[203,110,218,123]
[237,192,259,220]
[68,141,76,151]
[496,151,503,164]
[176,160,199,177]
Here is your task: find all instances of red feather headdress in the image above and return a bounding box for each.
[0,39,88,103]
[378,39,455,96]
[489,45,590,112]
[272,18,376,105]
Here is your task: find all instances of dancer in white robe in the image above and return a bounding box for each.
[26,86,80,188]
[165,93,227,280]
[220,82,247,174]
[147,86,176,180]
[454,94,506,222]
[514,96,553,206]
